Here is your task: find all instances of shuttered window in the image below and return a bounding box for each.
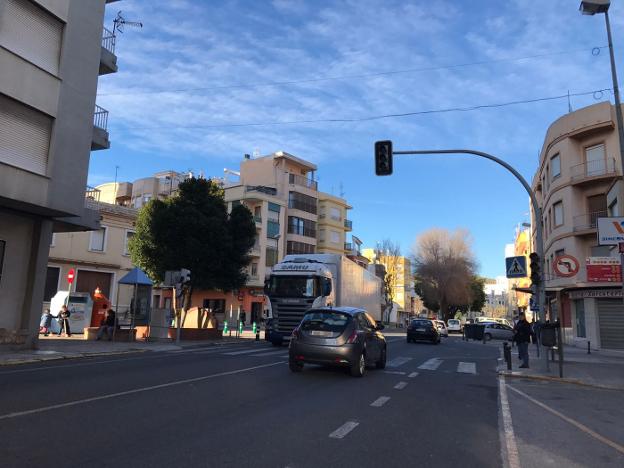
[0,0,63,75]
[0,94,52,175]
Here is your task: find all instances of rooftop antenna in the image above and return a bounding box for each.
[567,90,573,113]
[113,11,143,36]
[339,182,345,198]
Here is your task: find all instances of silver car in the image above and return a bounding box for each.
[483,322,514,341]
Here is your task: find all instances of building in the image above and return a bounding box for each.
[96,170,188,208]
[316,192,352,255]
[0,0,118,347]
[531,101,623,350]
[482,277,510,318]
[506,226,533,314]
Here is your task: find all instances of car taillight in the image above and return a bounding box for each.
[292,327,301,340]
[346,330,359,344]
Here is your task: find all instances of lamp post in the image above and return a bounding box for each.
[580,0,624,212]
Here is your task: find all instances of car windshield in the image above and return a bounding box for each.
[266,275,319,298]
[301,311,351,333]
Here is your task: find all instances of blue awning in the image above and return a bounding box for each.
[118,267,153,286]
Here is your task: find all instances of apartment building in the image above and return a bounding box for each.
[506,226,532,314]
[96,170,187,208]
[482,277,511,318]
[532,101,623,350]
[317,192,352,255]
[0,0,118,347]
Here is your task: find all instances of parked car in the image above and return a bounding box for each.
[483,322,514,341]
[288,307,386,377]
[435,320,449,337]
[407,319,441,344]
[447,319,462,333]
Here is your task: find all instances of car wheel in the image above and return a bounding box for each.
[350,352,365,377]
[484,333,492,341]
[289,359,303,373]
[376,346,387,369]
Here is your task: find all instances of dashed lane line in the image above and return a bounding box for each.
[329,421,359,439]
[394,381,408,390]
[383,370,406,375]
[408,372,419,378]
[370,396,391,407]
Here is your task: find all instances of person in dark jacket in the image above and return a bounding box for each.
[96,309,116,341]
[513,312,533,368]
[57,305,71,337]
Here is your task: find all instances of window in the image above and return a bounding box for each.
[545,165,549,189]
[265,247,278,267]
[251,262,258,277]
[319,229,326,242]
[287,241,315,254]
[551,154,561,180]
[575,300,586,338]
[553,201,564,227]
[330,207,341,221]
[0,240,5,285]
[288,192,317,214]
[143,194,152,204]
[124,230,135,256]
[202,298,226,314]
[267,220,280,238]
[43,266,60,302]
[330,230,340,244]
[89,227,107,252]
[268,202,281,213]
[585,144,606,176]
[288,216,316,238]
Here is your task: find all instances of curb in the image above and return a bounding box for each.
[498,370,624,391]
[0,348,147,367]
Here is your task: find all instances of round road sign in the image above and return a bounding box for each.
[67,268,75,284]
[553,255,580,278]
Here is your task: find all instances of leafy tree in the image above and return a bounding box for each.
[373,239,402,324]
[129,178,256,310]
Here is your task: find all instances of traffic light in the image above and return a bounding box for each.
[375,140,393,175]
[529,252,541,286]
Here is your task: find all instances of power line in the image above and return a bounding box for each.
[122,88,611,131]
[99,46,607,97]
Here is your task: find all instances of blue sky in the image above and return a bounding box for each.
[93,0,624,278]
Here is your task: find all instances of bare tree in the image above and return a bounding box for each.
[412,228,477,322]
[374,239,402,324]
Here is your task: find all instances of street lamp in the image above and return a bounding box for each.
[580,0,624,213]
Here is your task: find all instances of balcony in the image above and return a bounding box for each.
[250,243,261,256]
[85,186,101,202]
[344,242,353,252]
[100,26,118,75]
[573,210,608,233]
[287,226,317,238]
[344,219,353,231]
[91,105,110,151]
[289,173,318,190]
[570,158,618,186]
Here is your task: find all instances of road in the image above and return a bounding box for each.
[1,334,622,467]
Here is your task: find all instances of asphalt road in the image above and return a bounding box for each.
[1,334,622,467]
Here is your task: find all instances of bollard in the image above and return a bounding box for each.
[504,342,512,371]
[587,341,591,354]
[239,321,243,337]
[252,321,257,335]
[223,320,228,336]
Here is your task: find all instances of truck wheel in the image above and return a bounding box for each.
[350,352,365,377]
[376,347,387,369]
[289,359,303,373]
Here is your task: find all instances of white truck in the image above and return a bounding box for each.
[264,254,382,345]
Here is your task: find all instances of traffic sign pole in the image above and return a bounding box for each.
[65,268,75,306]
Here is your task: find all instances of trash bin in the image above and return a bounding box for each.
[464,324,485,341]
[540,323,558,347]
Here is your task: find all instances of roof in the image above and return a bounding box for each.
[308,306,365,315]
[118,267,153,286]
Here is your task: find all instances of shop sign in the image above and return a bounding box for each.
[586,257,622,283]
[568,289,623,299]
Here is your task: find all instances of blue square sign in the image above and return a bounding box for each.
[506,256,527,278]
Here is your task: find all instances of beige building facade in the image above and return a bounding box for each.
[317,192,352,255]
[532,102,624,350]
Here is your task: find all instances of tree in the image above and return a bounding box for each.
[447,276,486,315]
[412,228,477,323]
[373,239,402,324]
[128,178,256,311]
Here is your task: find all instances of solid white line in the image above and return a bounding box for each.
[498,376,520,468]
[329,421,359,439]
[418,358,442,370]
[457,362,477,374]
[0,361,284,421]
[383,370,406,375]
[394,381,408,390]
[223,349,270,355]
[370,396,391,407]
[507,384,624,455]
[408,372,419,378]
[251,350,289,357]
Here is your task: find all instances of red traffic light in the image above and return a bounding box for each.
[67,268,75,284]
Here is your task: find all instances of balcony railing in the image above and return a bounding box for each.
[573,210,608,231]
[570,158,617,181]
[85,186,101,202]
[94,105,109,131]
[102,26,116,54]
[287,226,317,238]
[344,242,353,251]
[289,173,318,190]
[288,199,317,214]
[344,219,353,229]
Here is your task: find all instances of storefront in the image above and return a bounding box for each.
[568,288,623,350]
[190,287,266,326]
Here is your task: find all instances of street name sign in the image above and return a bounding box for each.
[597,217,624,245]
[505,256,527,278]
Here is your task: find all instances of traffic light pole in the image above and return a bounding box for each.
[392,148,546,320]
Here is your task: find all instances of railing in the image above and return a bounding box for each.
[287,225,317,238]
[344,242,353,251]
[288,199,317,214]
[94,105,109,131]
[85,186,101,201]
[344,219,353,229]
[570,158,617,181]
[573,210,608,231]
[102,26,116,54]
[288,173,318,190]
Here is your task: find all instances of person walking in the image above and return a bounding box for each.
[57,305,72,337]
[513,312,533,368]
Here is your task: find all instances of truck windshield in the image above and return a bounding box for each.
[267,276,319,298]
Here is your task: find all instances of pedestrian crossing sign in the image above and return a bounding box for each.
[505,256,527,278]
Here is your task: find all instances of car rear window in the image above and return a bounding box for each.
[301,311,351,333]
[448,320,459,325]
[410,320,432,328]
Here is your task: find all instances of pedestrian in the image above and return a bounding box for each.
[96,309,116,341]
[57,305,72,337]
[39,309,52,336]
[513,312,533,368]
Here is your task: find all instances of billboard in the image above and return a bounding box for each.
[597,217,624,245]
[586,257,622,283]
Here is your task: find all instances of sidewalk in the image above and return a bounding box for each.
[498,341,624,390]
[0,329,266,366]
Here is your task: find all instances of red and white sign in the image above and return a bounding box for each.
[586,257,622,283]
[67,268,75,284]
[553,255,580,277]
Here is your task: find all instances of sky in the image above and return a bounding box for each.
[93,0,624,278]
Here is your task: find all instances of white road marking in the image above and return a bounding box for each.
[408,372,419,378]
[251,350,290,357]
[394,381,408,390]
[223,349,271,355]
[184,346,247,355]
[370,396,391,407]
[418,358,442,370]
[457,362,477,374]
[386,357,413,368]
[0,361,284,421]
[329,421,359,439]
[507,384,624,455]
[382,370,406,375]
[498,376,520,468]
